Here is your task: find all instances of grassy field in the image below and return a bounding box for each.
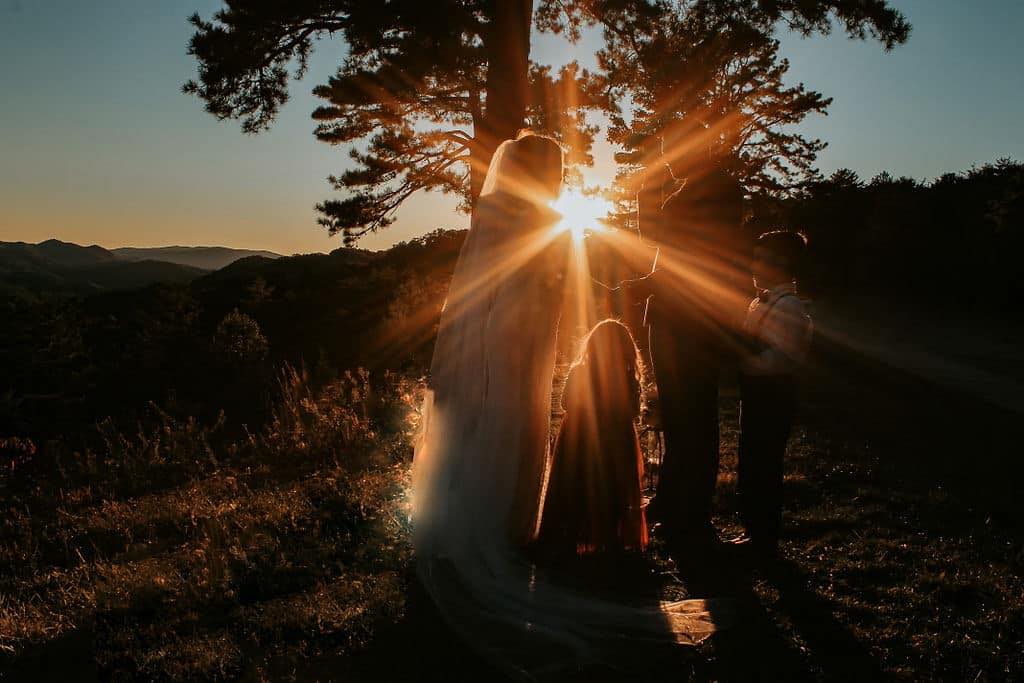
[698,389,1024,681]
[2,347,1022,680]
[0,369,418,681]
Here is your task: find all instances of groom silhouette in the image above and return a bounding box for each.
[639,157,747,546]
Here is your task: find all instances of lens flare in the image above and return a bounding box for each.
[551,190,612,244]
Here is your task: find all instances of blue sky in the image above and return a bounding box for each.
[1,1,1022,254]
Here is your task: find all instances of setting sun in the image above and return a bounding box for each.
[552,190,613,243]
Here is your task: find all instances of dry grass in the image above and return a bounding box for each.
[0,367,419,680]
[689,391,1024,681]
[2,369,1022,680]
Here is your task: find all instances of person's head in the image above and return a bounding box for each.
[657,165,745,251]
[751,230,807,290]
[571,319,644,416]
[480,131,564,203]
[666,163,743,210]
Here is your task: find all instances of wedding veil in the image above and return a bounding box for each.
[480,138,515,198]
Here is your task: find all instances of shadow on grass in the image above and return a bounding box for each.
[280,569,501,682]
[1,622,99,682]
[666,540,891,683]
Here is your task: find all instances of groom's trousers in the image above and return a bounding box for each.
[648,315,721,537]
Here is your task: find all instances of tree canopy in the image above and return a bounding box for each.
[185,1,910,242]
[538,0,909,201]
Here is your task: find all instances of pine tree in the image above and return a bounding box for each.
[539,0,910,199]
[184,1,602,243]
[186,1,909,242]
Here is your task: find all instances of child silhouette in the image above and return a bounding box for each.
[537,319,649,555]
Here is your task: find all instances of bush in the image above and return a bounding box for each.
[211,309,268,366]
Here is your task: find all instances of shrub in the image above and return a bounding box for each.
[212,308,268,367]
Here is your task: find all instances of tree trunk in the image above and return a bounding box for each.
[470,0,534,206]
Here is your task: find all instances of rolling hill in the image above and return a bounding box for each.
[0,238,120,271]
[0,239,208,296]
[112,245,282,270]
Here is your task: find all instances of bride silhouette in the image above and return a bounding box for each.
[413,131,567,554]
[413,132,726,679]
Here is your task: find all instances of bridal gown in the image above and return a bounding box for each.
[413,191,566,553]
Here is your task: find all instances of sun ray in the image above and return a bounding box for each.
[551,190,613,245]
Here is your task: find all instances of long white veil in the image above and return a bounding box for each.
[479,138,515,198]
[412,138,525,558]
[412,140,731,679]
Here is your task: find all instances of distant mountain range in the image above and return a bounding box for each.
[112,245,281,271]
[0,239,282,297]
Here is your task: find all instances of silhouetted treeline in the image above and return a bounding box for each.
[0,230,464,448]
[2,160,1021,448]
[754,159,1024,311]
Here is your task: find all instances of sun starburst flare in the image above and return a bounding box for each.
[551,190,613,244]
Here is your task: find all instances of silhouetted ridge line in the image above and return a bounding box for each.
[112,245,283,270]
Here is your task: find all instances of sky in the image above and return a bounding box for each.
[1,1,1022,255]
